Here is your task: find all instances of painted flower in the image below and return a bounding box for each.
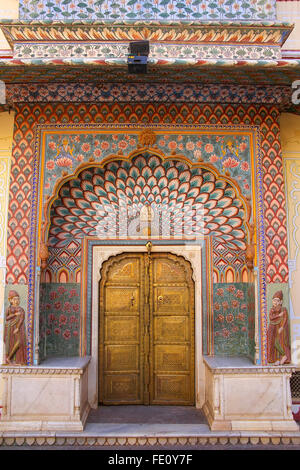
[239,142,247,152]
[81,143,91,153]
[59,314,68,325]
[216,314,224,323]
[235,290,244,299]
[63,329,71,340]
[94,139,100,147]
[54,302,62,310]
[222,301,229,310]
[237,313,246,321]
[46,160,55,171]
[210,154,218,163]
[186,141,195,151]
[54,328,61,335]
[222,328,230,338]
[196,141,203,148]
[50,291,58,300]
[232,326,239,333]
[205,143,214,153]
[223,157,239,169]
[94,148,102,158]
[231,299,239,308]
[217,288,224,296]
[73,304,79,312]
[214,302,221,311]
[241,303,247,310]
[168,141,177,151]
[56,157,73,168]
[158,140,166,147]
[48,141,56,151]
[227,285,235,293]
[226,314,234,323]
[129,139,136,146]
[69,289,78,297]
[58,286,66,294]
[73,330,79,337]
[118,140,128,150]
[241,161,249,172]
[64,302,72,312]
[241,326,247,332]
[69,315,76,324]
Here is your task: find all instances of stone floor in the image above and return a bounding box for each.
[87,405,208,424]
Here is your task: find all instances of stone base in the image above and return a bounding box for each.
[203,356,299,432]
[0,357,90,432]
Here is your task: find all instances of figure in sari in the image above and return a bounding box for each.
[267,290,291,365]
[4,290,27,365]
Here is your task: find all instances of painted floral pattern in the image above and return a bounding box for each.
[19,0,276,21]
[213,282,255,357]
[44,131,252,197]
[39,283,80,358]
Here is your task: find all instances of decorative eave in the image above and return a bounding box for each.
[0,20,294,47]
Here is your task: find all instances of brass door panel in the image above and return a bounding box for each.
[99,252,195,405]
[99,254,144,404]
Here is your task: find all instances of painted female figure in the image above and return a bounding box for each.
[267,290,291,365]
[4,290,27,365]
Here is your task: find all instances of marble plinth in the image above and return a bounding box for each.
[0,357,90,432]
[203,356,299,432]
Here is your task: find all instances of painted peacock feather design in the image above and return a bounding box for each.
[49,154,246,251]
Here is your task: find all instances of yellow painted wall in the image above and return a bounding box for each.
[281,113,300,365]
[0,0,19,51]
[277,1,300,51]
[0,111,14,403]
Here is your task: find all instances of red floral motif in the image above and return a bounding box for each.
[59,314,67,325]
[231,299,239,308]
[101,141,110,150]
[46,160,55,171]
[216,314,224,322]
[63,302,72,312]
[222,328,230,338]
[48,141,56,150]
[63,329,71,340]
[222,301,229,310]
[241,161,249,171]
[239,142,247,152]
[216,288,224,296]
[210,154,218,163]
[56,157,73,167]
[205,143,214,153]
[223,157,239,169]
[81,143,91,153]
[50,291,57,300]
[226,314,234,323]
[54,328,61,335]
[94,148,102,158]
[54,301,61,310]
[118,140,128,150]
[69,289,78,297]
[168,141,177,151]
[235,290,244,299]
[214,302,221,311]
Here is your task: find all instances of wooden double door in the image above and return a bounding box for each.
[99,251,195,405]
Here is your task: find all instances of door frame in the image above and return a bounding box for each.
[88,243,203,409]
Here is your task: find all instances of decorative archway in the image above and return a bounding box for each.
[38,147,253,363]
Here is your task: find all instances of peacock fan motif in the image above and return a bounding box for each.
[49,154,246,251]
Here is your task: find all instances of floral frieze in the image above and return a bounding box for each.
[19,0,277,22]
[14,42,281,61]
